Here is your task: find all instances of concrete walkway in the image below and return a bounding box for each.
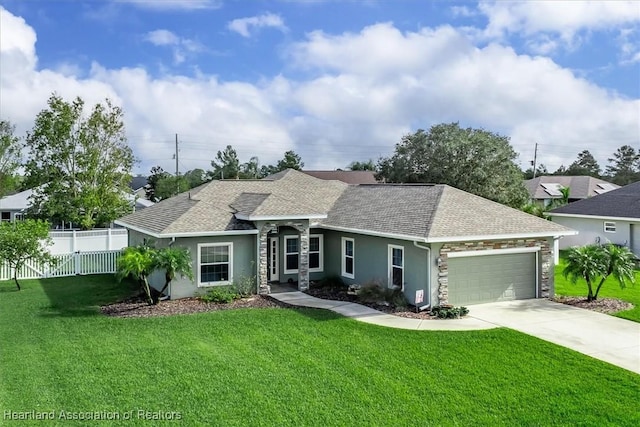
[270,291,496,331]
[270,292,640,374]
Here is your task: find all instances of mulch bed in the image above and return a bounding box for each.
[100,291,634,319]
[101,294,285,318]
[552,296,634,314]
[305,287,437,320]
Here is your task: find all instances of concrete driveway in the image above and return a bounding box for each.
[468,299,640,374]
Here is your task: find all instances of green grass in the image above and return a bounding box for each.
[1,276,639,426]
[555,258,640,322]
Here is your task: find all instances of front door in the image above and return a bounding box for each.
[268,237,279,282]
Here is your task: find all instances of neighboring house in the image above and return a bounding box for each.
[0,188,32,222]
[302,170,378,184]
[549,180,640,253]
[524,176,619,207]
[0,186,153,225]
[115,169,574,307]
[130,176,149,200]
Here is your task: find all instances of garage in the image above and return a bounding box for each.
[447,251,537,305]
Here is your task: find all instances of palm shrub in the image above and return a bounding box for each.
[153,246,194,301]
[116,245,155,305]
[563,243,636,301]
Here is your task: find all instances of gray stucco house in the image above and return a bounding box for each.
[115,169,574,306]
[524,175,619,207]
[550,180,640,254]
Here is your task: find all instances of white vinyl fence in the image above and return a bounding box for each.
[49,228,128,255]
[0,250,121,281]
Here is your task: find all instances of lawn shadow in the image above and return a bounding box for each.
[39,275,138,318]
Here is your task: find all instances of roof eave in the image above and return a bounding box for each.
[236,213,327,221]
[424,230,578,243]
[114,220,258,238]
[549,212,640,222]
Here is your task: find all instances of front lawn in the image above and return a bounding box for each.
[1,276,639,426]
[555,259,640,322]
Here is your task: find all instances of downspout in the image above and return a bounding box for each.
[413,241,431,309]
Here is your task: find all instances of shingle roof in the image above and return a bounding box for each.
[117,169,573,239]
[302,170,378,184]
[550,180,640,219]
[524,176,619,200]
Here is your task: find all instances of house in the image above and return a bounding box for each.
[524,176,619,207]
[129,176,149,200]
[549,180,640,253]
[0,186,153,226]
[302,170,378,184]
[115,169,574,306]
[0,188,32,222]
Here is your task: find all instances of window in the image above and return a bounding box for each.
[388,245,404,290]
[198,243,233,286]
[604,222,616,233]
[1,212,10,222]
[309,235,323,272]
[342,237,354,279]
[284,236,299,274]
[284,235,323,274]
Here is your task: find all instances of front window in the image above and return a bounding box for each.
[342,237,354,279]
[604,222,616,233]
[198,243,233,286]
[1,212,10,222]
[309,235,323,272]
[284,236,299,274]
[388,245,404,289]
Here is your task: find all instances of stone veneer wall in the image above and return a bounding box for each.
[258,221,310,295]
[437,238,552,305]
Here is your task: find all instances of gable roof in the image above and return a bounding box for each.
[116,169,573,240]
[524,176,619,200]
[550,180,640,220]
[302,170,378,184]
[130,176,148,191]
[0,188,32,211]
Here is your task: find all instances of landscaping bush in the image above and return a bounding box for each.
[200,287,240,304]
[232,274,257,297]
[431,305,469,319]
[312,275,346,290]
[357,281,387,304]
[385,287,408,309]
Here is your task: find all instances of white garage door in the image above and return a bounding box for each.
[447,252,537,306]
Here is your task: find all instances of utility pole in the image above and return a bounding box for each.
[531,142,539,179]
[175,133,179,177]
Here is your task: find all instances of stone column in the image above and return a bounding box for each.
[437,253,449,305]
[297,225,310,291]
[258,223,277,294]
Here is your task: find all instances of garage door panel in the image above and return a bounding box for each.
[448,253,536,305]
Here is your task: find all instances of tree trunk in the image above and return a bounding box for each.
[13,274,21,291]
[593,277,607,301]
[140,276,153,305]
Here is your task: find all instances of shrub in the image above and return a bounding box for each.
[232,274,257,297]
[200,287,239,304]
[312,275,346,290]
[431,305,469,319]
[385,287,408,309]
[357,281,388,304]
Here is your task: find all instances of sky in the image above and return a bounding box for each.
[0,0,639,176]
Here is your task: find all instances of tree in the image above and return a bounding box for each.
[0,220,53,290]
[522,163,549,180]
[24,94,135,229]
[0,120,21,198]
[276,150,304,171]
[183,168,207,188]
[605,145,640,185]
[155,175,189,200]
[152,247,194,302]
[563,243,636,302]
[210,145,240,180]
[376,123,529,207]
[565,150,601,177]
[146,165,170,202]
[239,156,260,179]
[348,160,376,171]
[116,245,155,305]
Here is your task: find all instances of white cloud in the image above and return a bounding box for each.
[228,13,287,38]
[1,6,638,176]
[115,0,221,11]
[478,0,640,53]
[144,29,203,65]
